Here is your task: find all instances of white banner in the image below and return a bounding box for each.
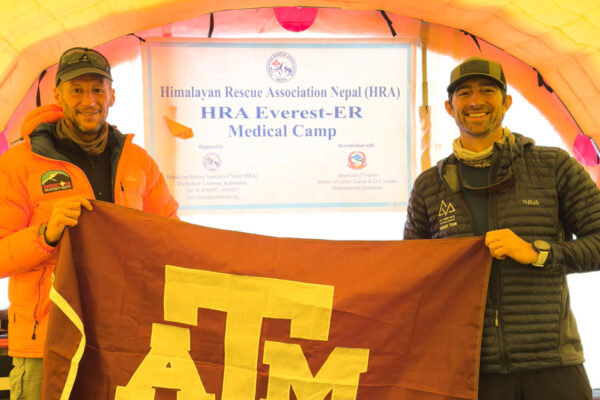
[142,39,415,213]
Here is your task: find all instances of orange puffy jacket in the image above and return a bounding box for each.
[0,105,178,357]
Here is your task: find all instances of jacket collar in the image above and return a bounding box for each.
[29,122,125,161]
[438,132,533,192]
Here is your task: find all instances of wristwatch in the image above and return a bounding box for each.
[532,240,551,267]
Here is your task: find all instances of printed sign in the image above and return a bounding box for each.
[142,39,415,213]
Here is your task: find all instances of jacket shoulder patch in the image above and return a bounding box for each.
[41,170,73,193]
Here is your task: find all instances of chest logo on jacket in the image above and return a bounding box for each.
[41,170,73,194]
[438,200,457,231]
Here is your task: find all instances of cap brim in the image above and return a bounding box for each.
[447,73,505,94]
[57,67,112,84]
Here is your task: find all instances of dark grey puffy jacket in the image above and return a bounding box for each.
[404,133,600,374]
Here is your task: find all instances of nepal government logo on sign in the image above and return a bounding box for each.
[348,151,367,170]
[266,52,297,82]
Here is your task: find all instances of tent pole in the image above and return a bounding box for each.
[419,21,431,171]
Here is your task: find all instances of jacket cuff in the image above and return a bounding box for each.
[37,223,58,250]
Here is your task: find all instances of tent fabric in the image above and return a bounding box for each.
[0,132,7,154]
[2,1,600,181]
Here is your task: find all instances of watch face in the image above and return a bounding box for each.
[534,240,550,251]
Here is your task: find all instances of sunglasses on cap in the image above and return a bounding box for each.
[55,47,112,85]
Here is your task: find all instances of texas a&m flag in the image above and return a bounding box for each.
[42,201,491,400]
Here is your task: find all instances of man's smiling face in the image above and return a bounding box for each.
[445,76,512,150]
[54,73,115,141]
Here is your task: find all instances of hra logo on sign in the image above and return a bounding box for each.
[347,151,367,169]
[203,153,221,171]
[266,52,297,82]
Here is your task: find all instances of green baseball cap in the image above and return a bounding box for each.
[55,47,112,85]
[447,57,506,95]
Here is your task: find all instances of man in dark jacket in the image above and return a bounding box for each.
[404,57,600,399]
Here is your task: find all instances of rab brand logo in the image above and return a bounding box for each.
[115,266,370,399]
[41,170,73,193]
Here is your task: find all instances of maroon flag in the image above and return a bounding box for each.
[43,201,490,399]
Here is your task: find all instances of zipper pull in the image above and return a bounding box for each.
[32,320,38,340]
[495,309,499,327]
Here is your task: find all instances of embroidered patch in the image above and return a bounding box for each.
[41,170,73,193]
[438,200,457,231]
[438,200,455,217]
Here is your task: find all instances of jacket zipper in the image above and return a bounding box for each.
[31,268,46,340]
[489,180,509,374]
[31,320,38,340]
[113,134,130,198]
[494,261,509,373]
[86,154,100,199]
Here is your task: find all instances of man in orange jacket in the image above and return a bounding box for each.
[0,47,178,399]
